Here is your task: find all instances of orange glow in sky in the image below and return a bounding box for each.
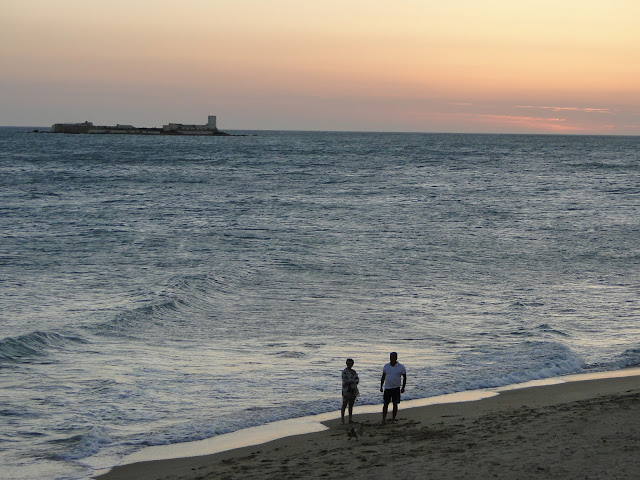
[1,0,639,134]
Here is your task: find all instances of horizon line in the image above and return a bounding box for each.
[3,125,639,138]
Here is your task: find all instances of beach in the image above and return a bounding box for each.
[96,372,640,479]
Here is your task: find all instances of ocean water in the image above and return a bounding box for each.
[1,127,639,479]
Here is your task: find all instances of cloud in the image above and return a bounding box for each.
[474,114,566,123]
[441,112,592,133]
[516,106,613,114]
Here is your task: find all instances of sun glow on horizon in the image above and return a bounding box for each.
[1,0,639,134]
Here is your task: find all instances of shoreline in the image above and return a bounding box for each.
[95,368,640,479]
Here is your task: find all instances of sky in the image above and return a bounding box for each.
[2,0,639,134]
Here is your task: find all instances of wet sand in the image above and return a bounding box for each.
[96,372,640,479]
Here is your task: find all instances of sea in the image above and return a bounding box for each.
[1,127,639,480]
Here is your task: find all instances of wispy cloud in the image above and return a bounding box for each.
[442,112,589,133]
[477,114,566,123]
[516,106,613,114]
[451,113,566,123]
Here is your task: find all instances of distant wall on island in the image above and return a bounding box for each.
[51,116,225,135]
[51,121,95,134]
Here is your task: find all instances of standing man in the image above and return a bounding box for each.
[380,352,406,424]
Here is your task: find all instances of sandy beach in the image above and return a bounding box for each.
[96,372,640,480]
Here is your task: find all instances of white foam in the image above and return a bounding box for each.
[110,389,499,469]
[119,417,328,465]
[495,366,640,391]
[98,366,640,475]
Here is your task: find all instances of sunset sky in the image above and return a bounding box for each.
[2,0,639,134]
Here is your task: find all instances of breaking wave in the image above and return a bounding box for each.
[0,330,88,365]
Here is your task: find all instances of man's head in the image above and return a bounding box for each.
[390,352,398,365]
[346,358,354,368]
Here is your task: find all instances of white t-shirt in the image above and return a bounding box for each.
[383,362,406,389]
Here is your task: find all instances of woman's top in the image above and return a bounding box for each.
[342,368,360,400]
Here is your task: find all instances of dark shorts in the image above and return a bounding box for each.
[383,387,401,406]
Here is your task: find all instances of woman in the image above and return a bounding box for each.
[341,358,360,424]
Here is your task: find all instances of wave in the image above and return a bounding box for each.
[535,323,570,337]
[567,160,638,171]
[508,323,570,338]
[268,350,307,358]
[450,341,584,392]
[49,426,112,461]
[617,347,640,368]
[0,330,88,365]
[86,299,187,338]
[586,347,640,372]
[86,274,239,339]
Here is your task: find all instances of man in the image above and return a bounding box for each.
[380,352,407,424]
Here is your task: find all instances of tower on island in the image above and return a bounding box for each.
[162,115,219,133]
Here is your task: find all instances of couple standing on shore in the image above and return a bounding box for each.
[341,352,407,425]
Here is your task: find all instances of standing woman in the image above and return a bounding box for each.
[341,358,360,424]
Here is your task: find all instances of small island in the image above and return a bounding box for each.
[50,115,229,136]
